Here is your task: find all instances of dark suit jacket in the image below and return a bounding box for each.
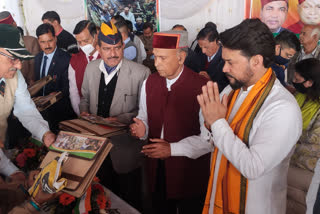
[184,48,203,73]
[200,46,228,91]
[34,48,75,132]
[34,48,70,97]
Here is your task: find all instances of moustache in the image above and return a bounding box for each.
[107,56,119,60]
[225,73,234,78]
[45,47,52,51]
[9,68,17,72]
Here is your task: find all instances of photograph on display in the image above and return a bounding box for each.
[49,131,107,159]
[86,0,157,34]
[245,0,320,34]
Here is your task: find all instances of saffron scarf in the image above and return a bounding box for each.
[202,68,276,214]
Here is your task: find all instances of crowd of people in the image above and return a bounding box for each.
[87,0,156,34]
[0,0,320,213]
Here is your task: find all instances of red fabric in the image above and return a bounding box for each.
[152,34,178,49]
[204,58,210,71]
[55,27,63,36]
[298,0,305,4]
[287,21,304,34]
[0,14,14,25]
[145,66,210,199]
[70,50,100,96]
[261,0,288,7]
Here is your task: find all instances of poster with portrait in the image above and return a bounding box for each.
[85,0,158,33]
[245,0,320,34]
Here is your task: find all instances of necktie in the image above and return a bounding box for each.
[41,56,48,78]
[89,55,94,62]
[0,81,5,97]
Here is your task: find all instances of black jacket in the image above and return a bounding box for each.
[34,48,70,97]
[34,48,75,132]
[199,47,228,91]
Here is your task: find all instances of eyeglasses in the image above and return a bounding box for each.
[0,51,21,64]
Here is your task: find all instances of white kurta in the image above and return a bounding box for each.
[166,79,302,214]
[136,68,213,156]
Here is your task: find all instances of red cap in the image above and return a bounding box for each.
[0,11,14,25]
[298,0,305,4]
[153,31,188,49]
[261,0,288,7]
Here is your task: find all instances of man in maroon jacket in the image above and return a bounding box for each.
[130,30,211,214]
[68,20,100,115]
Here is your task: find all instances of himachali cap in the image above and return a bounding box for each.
[0,11,15,25]
[261,0,288,7]
[298,0,305,4]
[0,24,34,60]
[98,21,122,45]
[152,30,188,49]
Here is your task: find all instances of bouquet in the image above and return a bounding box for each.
[53,177,117,214]
[11,138,48,173]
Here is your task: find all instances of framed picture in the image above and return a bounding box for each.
[86,0,158,32]
[50,131,107,159]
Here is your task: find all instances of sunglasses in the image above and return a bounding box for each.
[0,51,21,64]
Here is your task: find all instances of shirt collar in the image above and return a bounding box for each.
[92,50,99,58]
[85,50,99,61]
[208,52,217,62]
[311,45,319,56]
[56,28,63,36]
[43,47,57,59]
[104,62,118,74]
[166,66,184,91]
[124,37,130,45]
[99,59,122,76]
[301,44,319,57]
[275,27,282,34]
[240,84,255,93]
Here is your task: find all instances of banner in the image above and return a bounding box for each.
[245,0,320,34]
[23,0,85,37]
[158,0,245,45]
[86,0,157,32]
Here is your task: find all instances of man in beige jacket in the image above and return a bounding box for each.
[80,21,150,210]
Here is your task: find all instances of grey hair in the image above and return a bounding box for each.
[177,47,188,56]
[311,27,320,40]
[176,48,189,62]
